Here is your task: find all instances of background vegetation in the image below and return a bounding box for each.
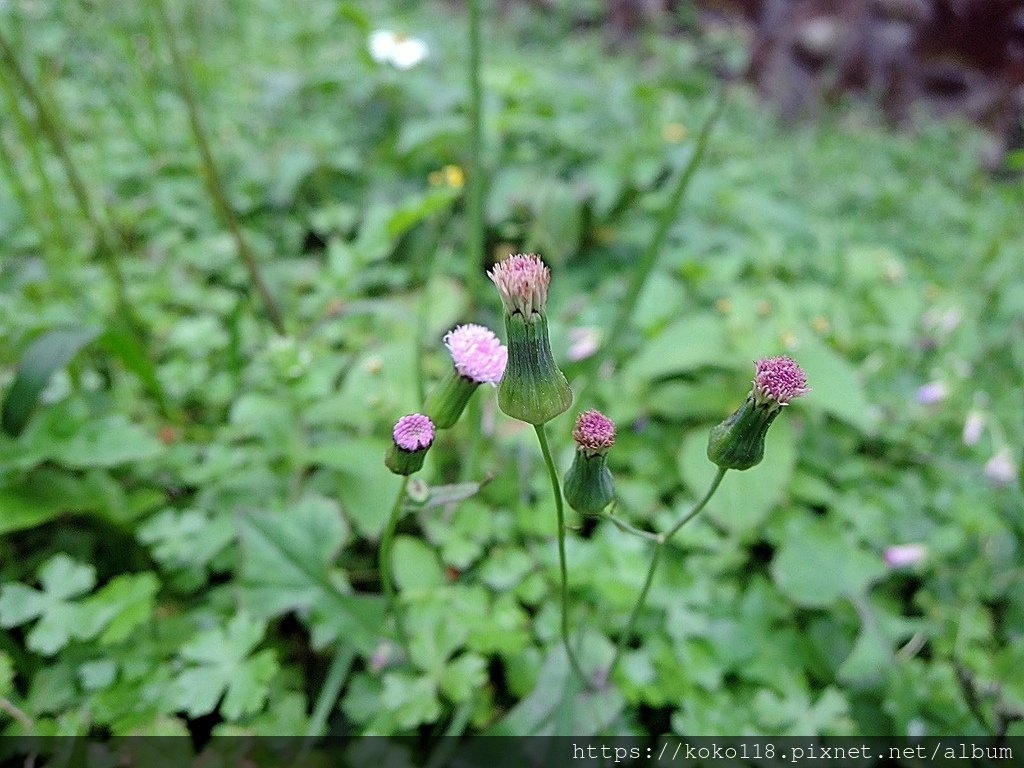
[0,0,1022,741]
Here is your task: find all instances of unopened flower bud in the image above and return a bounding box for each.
[563,410,615,514]
[488,254,572,425]
[707,356,809,471]
[385,413,435,475]
[424,324,507,428]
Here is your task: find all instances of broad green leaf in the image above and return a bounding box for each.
[309,437,403,537]
[0,468,108,535]
[676,419,796,534]
[392,536,444,592]
[172,612,278,720]
[795,336,876,433]
[0,555,96,655]
[2,325,101,437]
[624,313,740,381]
[771,519,887,608]
[54,415,163,468]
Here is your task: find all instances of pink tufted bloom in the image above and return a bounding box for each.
[444,324,507,384]
[572,410,616,456]
[752,356,810,407]
[392,413,435,451]
[884,543,927,568]
[488,253,551,317]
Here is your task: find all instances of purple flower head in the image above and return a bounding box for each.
[444,324,508,384]
[572,409,616,456]
[884,543,927,568]
[915,380,948,405]
[488,253,551,317]
[753,356,810,406]
[962,410,984,446]
[392,413,435,451]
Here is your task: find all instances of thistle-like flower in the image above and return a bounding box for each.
[563,410,616,514]
[708,356,809,471]
[488,254,572,425]
[385,413,435,476]
[424,324,507,429]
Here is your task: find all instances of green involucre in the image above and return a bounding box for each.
[563,450,615,514]
[498,312,572,425]
[423,368,480,429]
[706,395,781,471]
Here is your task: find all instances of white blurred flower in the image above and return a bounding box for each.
[915,380,947,405]
[884,543,927,568]
[984,448,1017,486]
[567,325,600,361]
[962,410,984,446]
[368,29,428,70]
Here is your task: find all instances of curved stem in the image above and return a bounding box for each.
[607,467,727,680]
[381,476,411,657]
[533,423,588,684]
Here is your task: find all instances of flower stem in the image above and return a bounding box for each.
[381,476,411,657]
[465,0,486,305]
[606,467,727,681]
[534,423,588,684]
[149,0,287,336]
[576,87,727,406]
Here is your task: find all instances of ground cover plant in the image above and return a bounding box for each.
[1,0,1023,745]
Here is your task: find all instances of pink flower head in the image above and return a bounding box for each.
[915,380,948,405]
[443,324,507,384]
[962,410,984,446]
[487,253,551,317]
[392,413,435,451]
[752,356,810,406]
[572,409,616,455]
[984,448,1017,487]
[884,543,927,568]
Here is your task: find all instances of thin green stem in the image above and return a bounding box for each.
[148,0,287,335]
[304,644,355,739]
[592,511,660,542]
[381,476,411,658]
[606,467,727,680]
[533,423,588,684]
[465,0,486,305]
[576,87,728,406]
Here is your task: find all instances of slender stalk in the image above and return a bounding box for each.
[606,467,727,680]
[0,26,171,416]
[465,0,486,304]
[148,0,287,335]
[381,476,411,657]
[304,644,355,739]
[576,88,728,405]
[592,511,660,542]
[534,423,588,684]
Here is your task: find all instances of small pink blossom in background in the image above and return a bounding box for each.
[567,326,600,361]
[984,448,1017,486]
[444,324,507,384]
[392,413,434,451]
[369,642,394,673]
[915,380,947,405]
[962,411,984,446]
[572,409,616,454]
[884,543,927,568]
[753,356,810,405]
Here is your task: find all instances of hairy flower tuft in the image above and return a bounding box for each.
[572,410,616,455]
[488,253,551,317]
[753,356,810,406]
[444,324,507,384]
[392,413,435,451]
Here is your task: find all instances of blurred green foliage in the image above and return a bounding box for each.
[0,0,1022,742]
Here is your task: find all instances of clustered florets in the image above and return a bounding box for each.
[392,413,435,451]
[572,410,616,456]
[752,356,810,406]
[444,324,508,384]
[487,253,551,317]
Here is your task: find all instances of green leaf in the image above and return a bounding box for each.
[172,612,278,720]
[439,653,487,702]
[676,418,796,534]
[624,313,731,381]
[392,536,444,592]
[795,336,876,433]
[771,519,887,608]
[238,498,382,654]
[2,325,101,436]
[53,414,163,468]
[380,672,441,730]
